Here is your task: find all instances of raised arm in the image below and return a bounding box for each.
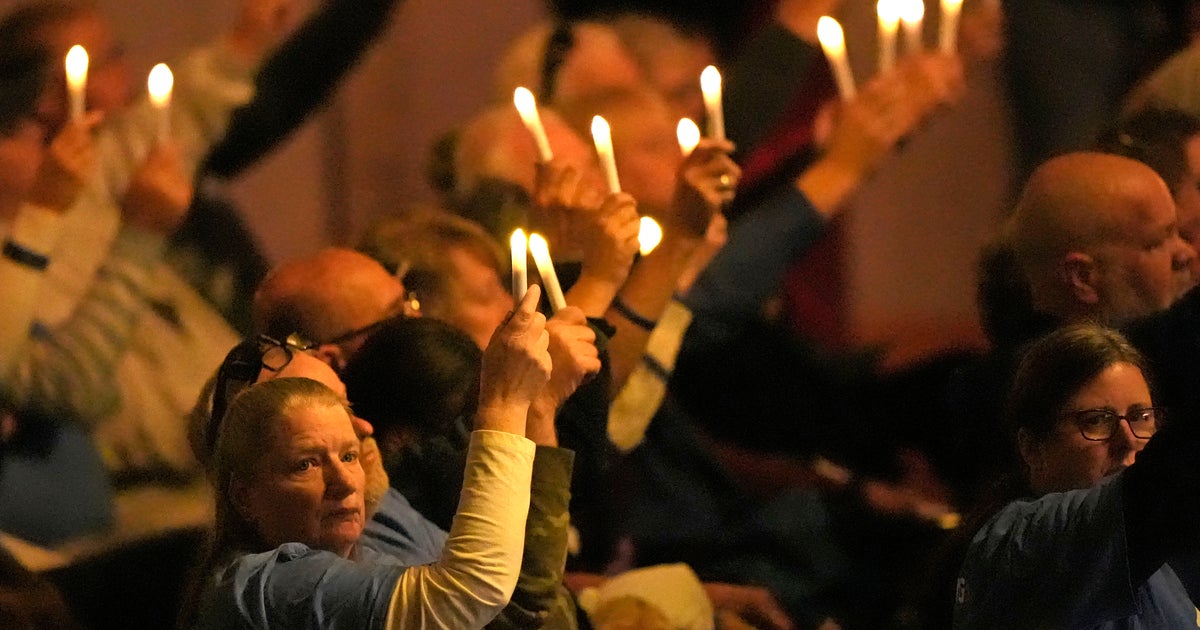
[387,286,550,628]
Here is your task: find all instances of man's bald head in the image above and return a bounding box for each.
[1008,152,1195,325]
[253,248,406,360]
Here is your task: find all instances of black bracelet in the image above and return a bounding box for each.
[3,240,50,271]
[611,296,657,331]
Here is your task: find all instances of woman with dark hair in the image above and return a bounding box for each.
[342,317,481,530]
[953,323,1200,628]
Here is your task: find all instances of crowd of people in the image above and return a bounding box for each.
[4,0,1200,628]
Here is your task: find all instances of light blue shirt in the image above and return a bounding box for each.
[360,487,448,565]
[196,542,405,629]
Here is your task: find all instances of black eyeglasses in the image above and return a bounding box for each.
[1061,407,1165,441]
[207,334,316,454]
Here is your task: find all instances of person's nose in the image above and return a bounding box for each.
[1172,236,1197,271]
[350,414,374,439]
[325,457,358,500]
[1110,419,1142,467]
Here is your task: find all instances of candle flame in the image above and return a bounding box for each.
[817,16,846,53]
[147,63,174,107]
[677,118,701,156]
[528,232,550,261]
[900,0,925,24]
[941,0,962,9]
[510,228,527,256]
[638,217,663,256]
[591,115,612,147]
[877,0,902,27]
[700,65,722,99]
[65,45,88,87]
[513,87,539,123]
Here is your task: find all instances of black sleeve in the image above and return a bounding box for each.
[204,0,403,178]
[724,23,822,153]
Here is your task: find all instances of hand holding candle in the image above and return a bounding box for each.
[513,87,554,163]
[877,0,901,73]
[699,66,725,141]
[901,0,925,54]
[147,63,174,144]
[591,115,621,194]
[528,232,567,312]
[817,17,857,102]
[511,229,528,303]
[677,118,701,156]
[65,45,88,123]
[939,0,963,54]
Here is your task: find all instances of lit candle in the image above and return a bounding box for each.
[510,229,528,303]
[939,0,963,54]
[677,118,701,156]
[64,45,88,123]
[901,0,925,54]
[638,217,663,256]
[147,63,174,144]
[699,65,725,141]
[817,17,857,102]
[528,233,567,312]
[513,86,554,163]
[877,0,901,73]
[591,115,621,194]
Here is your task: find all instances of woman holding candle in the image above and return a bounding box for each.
[185,288,557,629]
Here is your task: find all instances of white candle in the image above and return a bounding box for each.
[676,118,701,156]
[638,216,663,256]
[513,87,554,163]
[64,45,88,123]
[939,0,963,54]
[877,0,901,73]
[528,233,567,312]
[591,115,621,194]
[510,229,528,303]
[901,0,925,54]
[147,63,174,144]
[699,65,725,141]
[817,17,857,102]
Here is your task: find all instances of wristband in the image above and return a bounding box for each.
[611,296,657,332]
[3,240,50,271]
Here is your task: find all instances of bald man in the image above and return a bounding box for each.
[1008,152,1196,328]
[252,247,415,370]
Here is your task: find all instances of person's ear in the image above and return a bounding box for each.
[315,343,347,373]
[1016,427,1043,478]
[230,477,256,525]
[1059,252,1100,305]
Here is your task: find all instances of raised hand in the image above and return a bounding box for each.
[526,306,601,445]
[27,112,104,212]
[120,142,194,235]
[821,52,964,180]
[670,138,740,239]
[532,159,606,258]
[477,285,552,434]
